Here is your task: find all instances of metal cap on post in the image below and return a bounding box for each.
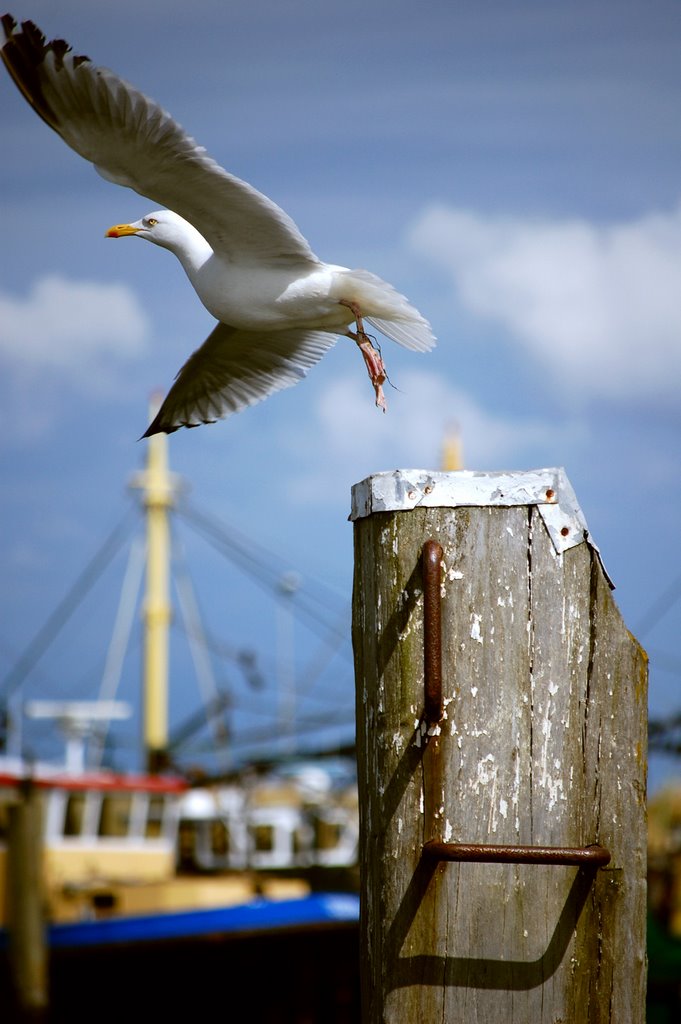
[351,467,647,1024]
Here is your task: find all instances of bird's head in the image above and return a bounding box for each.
[106,209,207,257]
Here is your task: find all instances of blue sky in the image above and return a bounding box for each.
[1,1,680,790]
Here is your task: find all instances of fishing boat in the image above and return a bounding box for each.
[0,417,360,1021]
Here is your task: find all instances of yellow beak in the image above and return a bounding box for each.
[106,223,140,238]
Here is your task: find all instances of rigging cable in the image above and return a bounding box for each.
[172,526,232,770]
[634,569,681,637]
[90,532,147,768]
[177,501,350,643]
[1,503,138,699]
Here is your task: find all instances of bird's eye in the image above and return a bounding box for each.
[145,217,158,227]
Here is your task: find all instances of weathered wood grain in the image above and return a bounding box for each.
[352,504,647,1023]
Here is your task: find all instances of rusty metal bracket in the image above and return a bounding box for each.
[420,539,611,870]
[423,840,611,867]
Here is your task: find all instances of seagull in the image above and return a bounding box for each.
[1,15,436,437]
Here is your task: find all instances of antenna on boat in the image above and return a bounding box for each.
[129,395,183,773]
[24,700,132,773]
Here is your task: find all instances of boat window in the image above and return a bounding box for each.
[177,819,197,867]
[314,817,342,851]
[64,792,86,837]
[252,823,274,852]
[99,793,132,838]
[144,794,165,838]
[211,820,230,856]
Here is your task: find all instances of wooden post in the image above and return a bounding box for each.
[351,468,647,1024]
[6,781,49,1019]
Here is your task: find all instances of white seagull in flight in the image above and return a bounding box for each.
[1,15,435,437]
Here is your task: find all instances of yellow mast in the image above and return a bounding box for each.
[130,400,180,772]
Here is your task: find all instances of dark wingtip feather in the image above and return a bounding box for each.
[140,416,181,439]
[1,13,18,39]
[141,410,216,439]
[0,16,90,131]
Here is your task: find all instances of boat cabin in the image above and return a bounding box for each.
[0,763,186,923]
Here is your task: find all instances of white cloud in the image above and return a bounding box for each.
[0,274,149,375]
[285,369,579,506]
[409,202,681,402]
[0,275,151,439]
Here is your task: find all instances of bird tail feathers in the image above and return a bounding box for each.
[365,315,435,353]
[341,268,436,352]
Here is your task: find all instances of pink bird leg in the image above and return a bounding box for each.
[340,299,387,412]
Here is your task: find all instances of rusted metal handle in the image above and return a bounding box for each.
[422,540,444,723]
[423,840,611,867]
[421,539,610,870]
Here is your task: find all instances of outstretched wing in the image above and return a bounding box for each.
[1,15,319,266]
[144,323,339,436]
